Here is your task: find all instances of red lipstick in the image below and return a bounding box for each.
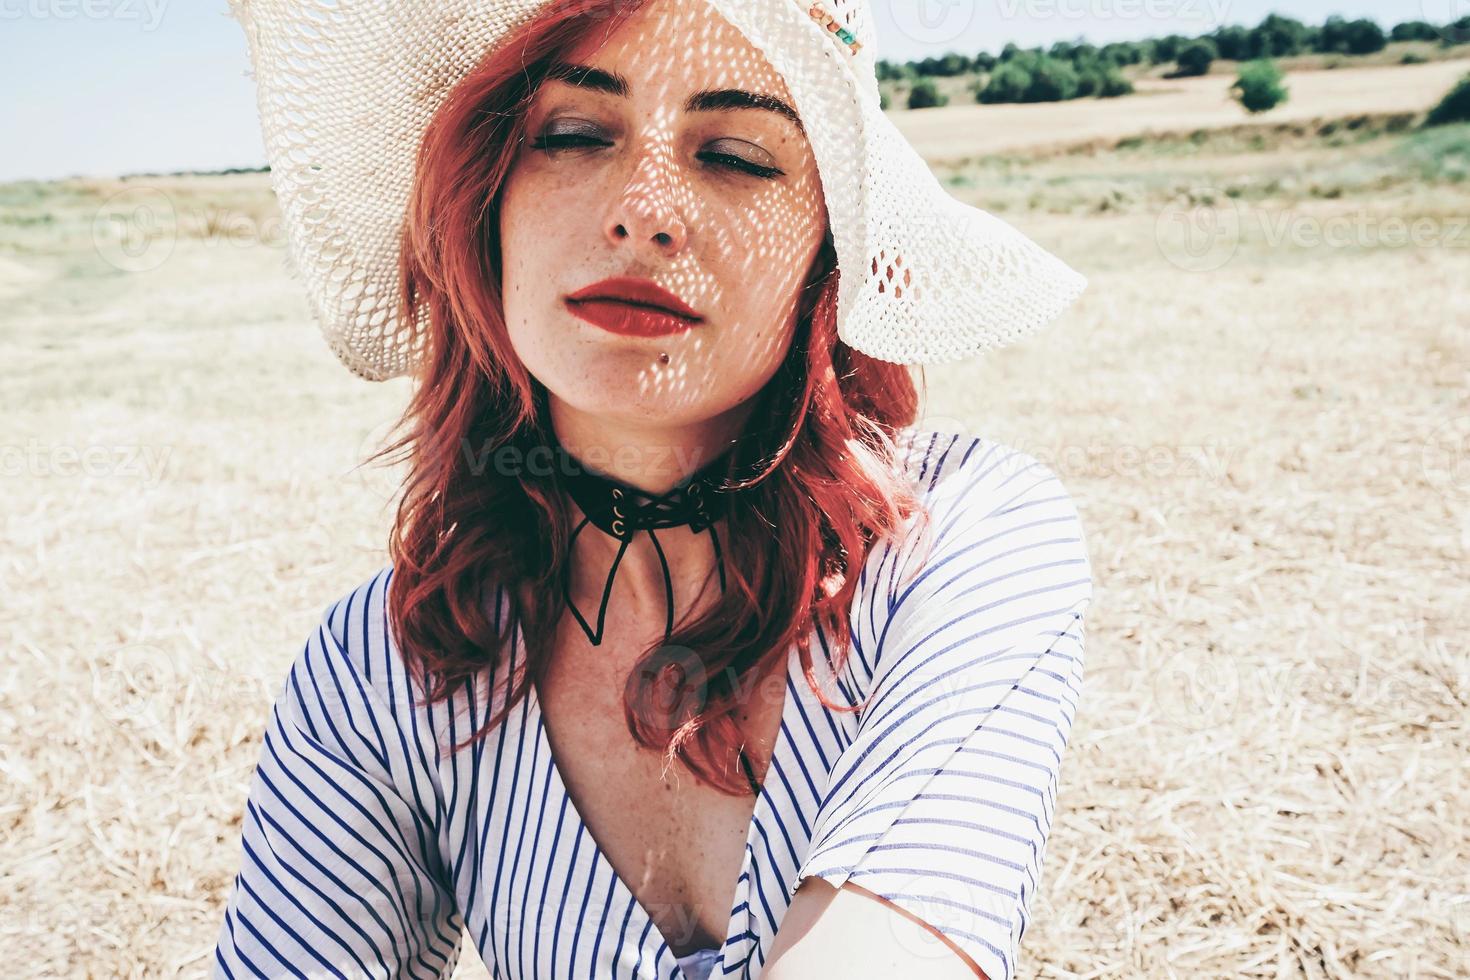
[564,277,704,337]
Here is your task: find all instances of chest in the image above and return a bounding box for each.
[533,628,789,956]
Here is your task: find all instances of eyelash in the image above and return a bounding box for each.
[529,133,784,180]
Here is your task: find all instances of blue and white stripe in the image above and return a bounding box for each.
[213,428,1093,980]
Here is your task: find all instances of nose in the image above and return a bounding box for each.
[605,142,689,257]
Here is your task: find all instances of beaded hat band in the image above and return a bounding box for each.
[805,1,862,55]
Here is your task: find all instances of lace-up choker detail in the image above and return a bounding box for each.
[553,440,736,649]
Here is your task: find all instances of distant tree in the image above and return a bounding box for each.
[1005,48,1045,74]
[972,51,997,73]
[977,61,1032,103]
[1253,14,1310,57]
[1211,25,1252,61]
[907,78,948,109]
[1317,14,1351,53]
[1176,39,1218,77]
[1096,65,1134,98]
[915,55,944,76]
[1152,34,1187,63]
[971,45,1132,103]
[1425,73,1470,126]
[999,42,1022,63]
[875,59,906,82]
[1025,57,1081,102]
[1101,41,1144,66]
[1343,19,1387,55]
[880,88,890,111]
[1074,64,1101,97]
[1232,59,1289,113]
[1391,20,1440,42]
[913,52,969,76]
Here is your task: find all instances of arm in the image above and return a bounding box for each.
[764,877,991,979]
[211,597,462,979]
[766,438,1091,980]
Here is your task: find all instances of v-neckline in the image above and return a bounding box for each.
[518,619,797,979]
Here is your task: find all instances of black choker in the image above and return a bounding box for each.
[553,441,734,649]
[546,435,761,795]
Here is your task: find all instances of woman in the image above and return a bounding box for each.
[214,2,1093,979]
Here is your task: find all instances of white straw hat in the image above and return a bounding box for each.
[228,0,1089,382]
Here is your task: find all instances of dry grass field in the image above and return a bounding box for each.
[3,56,1468,978]
[892,58,1470,159]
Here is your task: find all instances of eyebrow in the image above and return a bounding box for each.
[544,61,805,135]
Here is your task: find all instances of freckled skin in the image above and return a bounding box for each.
[498,0,829,441]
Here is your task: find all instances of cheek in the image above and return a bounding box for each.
[711,185,826,327]
[500,165,591,266]
[498,165,601,326]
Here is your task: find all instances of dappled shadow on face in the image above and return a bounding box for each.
[498,0,831,432]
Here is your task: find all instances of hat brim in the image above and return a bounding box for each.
[230,0,1088,379]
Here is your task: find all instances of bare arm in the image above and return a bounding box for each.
[763,877,990,979]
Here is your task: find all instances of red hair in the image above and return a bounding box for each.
[374,0,932,795]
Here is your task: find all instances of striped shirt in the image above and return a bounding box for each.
[212,428,1093,980]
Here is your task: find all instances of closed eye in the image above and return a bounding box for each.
[529,133,784,180]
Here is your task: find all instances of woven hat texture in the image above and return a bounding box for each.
[229,0,1089,381]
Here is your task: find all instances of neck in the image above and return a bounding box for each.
[564,507,727,625]
[545,398,748,634]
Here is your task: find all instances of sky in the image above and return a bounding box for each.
[0,2,1435,182]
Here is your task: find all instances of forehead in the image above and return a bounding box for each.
[559,0,794,105]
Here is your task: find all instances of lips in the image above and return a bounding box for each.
[564,276,704,339]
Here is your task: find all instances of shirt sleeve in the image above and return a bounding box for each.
[212,589,464,980]
[794,438,1093,980]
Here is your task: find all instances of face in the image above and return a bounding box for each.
[498,0,829,438]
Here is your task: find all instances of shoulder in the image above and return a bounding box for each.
[307,561,498,744]
[317,561,399,677]
[289,561,438,727]
[894,425,1083,529]
[880,425,1094,635]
